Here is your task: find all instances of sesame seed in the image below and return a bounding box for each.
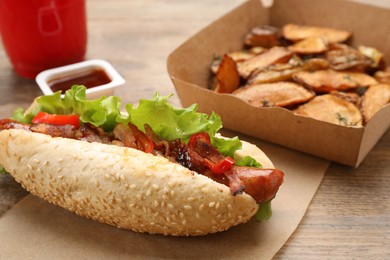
[182,220,187,225]
[209,202,216,208]
[27,164,32,170]
[196,213,201,219]
[199,204,205,210]
[187,197,195,202]
[179,212,184,218]
[146,189,152,197]
[57,158,64,162]
[184,205,192,210]
[154,201,159,207]
[170,190,175,197]
[33,159,40,163]
[130,184,136,189]
[167,203,174,209]
[152,184,159,190]
[216,202,220,209]
[136,194,142,201]
[228,204,232,210]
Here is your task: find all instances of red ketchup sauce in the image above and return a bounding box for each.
[48,68,112,92]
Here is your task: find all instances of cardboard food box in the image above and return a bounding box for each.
[167,0,390,167]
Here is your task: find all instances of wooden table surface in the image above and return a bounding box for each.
[1,0,389,259]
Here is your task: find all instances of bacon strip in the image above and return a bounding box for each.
[0,119,30,131]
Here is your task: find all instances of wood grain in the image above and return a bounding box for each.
[0,0,389,258]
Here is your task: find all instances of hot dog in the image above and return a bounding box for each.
[0,86,284,236]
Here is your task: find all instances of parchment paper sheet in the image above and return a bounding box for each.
[0,132,329,260]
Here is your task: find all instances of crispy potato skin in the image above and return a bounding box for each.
[238,47,293,79]
[233,82,315,108]
[361,84,390,124]
[282,23,351,43]
[215,54,241,93]
[292,70,377,93]
[288,37,328,54]
[294,94,363,127]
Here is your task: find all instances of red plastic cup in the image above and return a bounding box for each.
[0,0,87,79]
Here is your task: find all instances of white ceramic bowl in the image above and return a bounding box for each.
[36,59,125,99]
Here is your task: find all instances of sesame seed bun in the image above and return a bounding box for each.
[0,129,274,236]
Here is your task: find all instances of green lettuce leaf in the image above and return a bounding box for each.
[0,165,8,175]
[255,200,273,221]
[11,85,122,131]
[124,93,242,157]
[236,156,262,168]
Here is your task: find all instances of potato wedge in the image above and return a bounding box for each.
[247,64,302,85]
[244,25,282,48]
[233,82,315,107]
[248,58,329,85]
[374,68,390,84]
[211,51,257,74]
[328,43,353,51]
[238,47,293,79]
[361,83,390,124]
[330,91,361,106]
[326,49,372,72]
[214,54,241,93]
[301,58,330,71]
[283,23,351,43]
[288,37,328,54]
[249,46,267,55]
[358,45,383,68]
[294,94,362,127]
[227,51,257,62]
[292,69,377,92]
